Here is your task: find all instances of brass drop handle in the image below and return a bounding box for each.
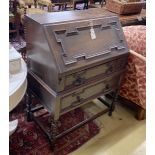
[76,95,82,102]
[105,84,110,90]
[73,77,85,86]
[106,65,113,74]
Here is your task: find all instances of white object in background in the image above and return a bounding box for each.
[9,46,27,136]
[9,58,27,112]
[9,119,18,136]
[9,46,22,74]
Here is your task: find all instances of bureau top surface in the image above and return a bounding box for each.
[26,8,117,25]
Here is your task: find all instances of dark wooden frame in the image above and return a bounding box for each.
[26,86,119,153]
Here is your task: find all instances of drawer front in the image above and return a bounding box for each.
[59,57,127,91]
[60,74,120,112]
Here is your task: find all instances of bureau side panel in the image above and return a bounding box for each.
[25,16,59,91]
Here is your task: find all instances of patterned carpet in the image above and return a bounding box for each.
[9,37,26,51]
[9,99,100,155]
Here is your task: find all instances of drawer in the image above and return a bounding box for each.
[59,57,127,91]
[60,74,120,112]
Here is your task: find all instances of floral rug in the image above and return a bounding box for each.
[9,37,26,51]
[9,100,100,155]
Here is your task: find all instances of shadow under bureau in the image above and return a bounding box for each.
[25,8,129,152]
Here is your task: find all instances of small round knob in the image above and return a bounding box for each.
[63,53,67,57]
[76,96,81,102]
[106,66,113,74]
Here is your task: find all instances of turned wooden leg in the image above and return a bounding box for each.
[64,3,67,10]
[136,107,146,120]
[15,13,21,45]
[73,2,76,10]
[48,5,52,12]
[109,74,124,116]
[26,90,32,122]
[109,90,119,116]
[50,118,58,154]
[101,1,104,8]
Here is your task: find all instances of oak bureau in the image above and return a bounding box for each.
[25,8,129,151]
